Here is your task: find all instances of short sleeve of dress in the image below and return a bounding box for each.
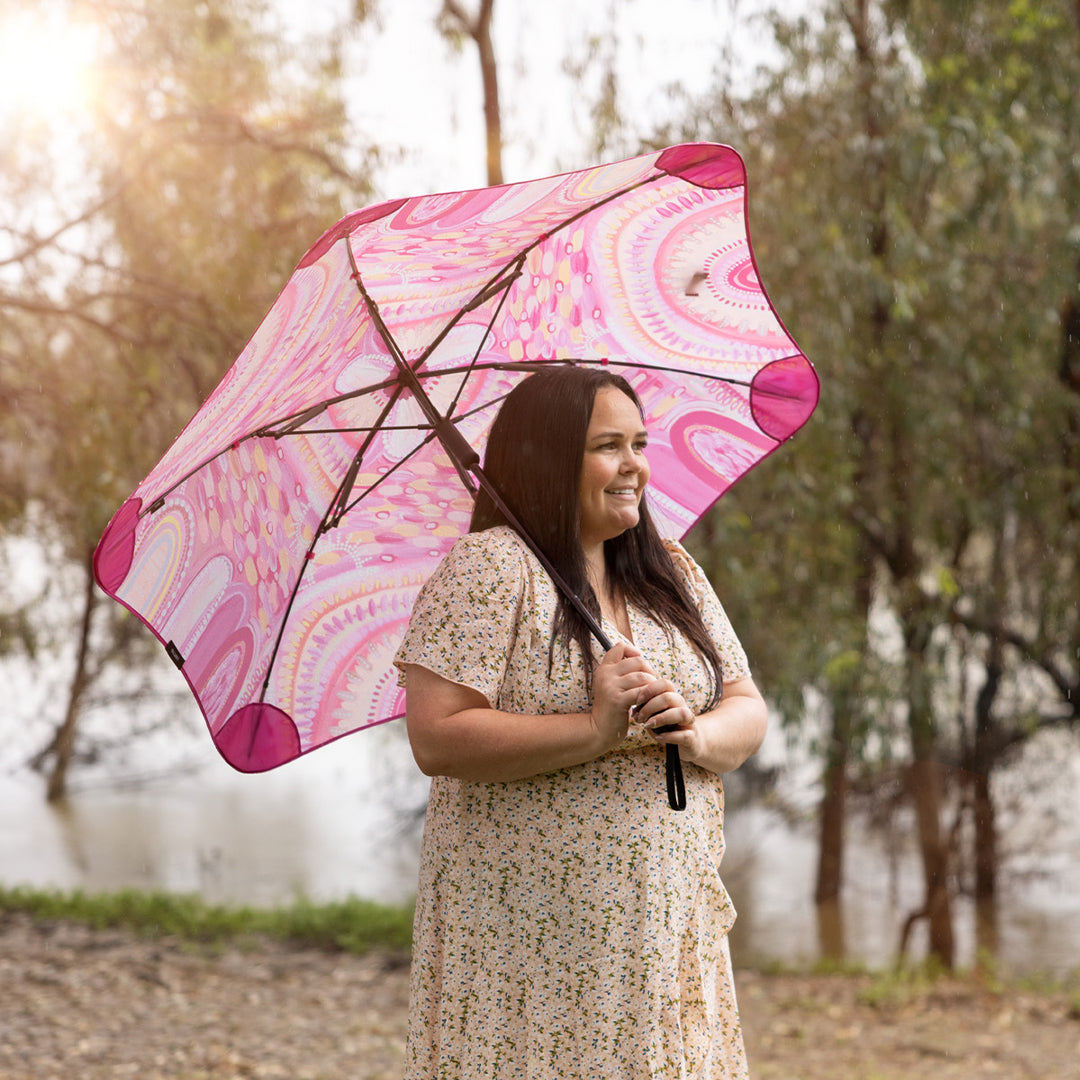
[664,539,752,683]
[393,529,527,706]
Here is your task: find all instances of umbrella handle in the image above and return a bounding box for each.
[666,744,686,811]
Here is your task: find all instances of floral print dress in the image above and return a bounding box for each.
[393,526,752,1079]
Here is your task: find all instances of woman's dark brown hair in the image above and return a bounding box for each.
[469,365,724,706]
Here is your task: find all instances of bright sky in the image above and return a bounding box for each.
[0,0,813,226]
[276,0,813,199]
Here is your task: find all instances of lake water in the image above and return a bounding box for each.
[4,723,1079,978]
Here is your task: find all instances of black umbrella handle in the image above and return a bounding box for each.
[469,461,687,812]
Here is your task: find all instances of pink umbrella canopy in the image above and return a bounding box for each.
[93,143,818,773]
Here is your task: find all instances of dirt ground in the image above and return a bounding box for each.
[2,911,1079,1079]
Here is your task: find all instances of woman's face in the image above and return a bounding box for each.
[578,386,651,553]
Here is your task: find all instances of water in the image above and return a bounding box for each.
[3,726,1080,977]
[1,730,427,908]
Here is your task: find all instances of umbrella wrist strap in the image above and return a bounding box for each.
[665,744,686,810]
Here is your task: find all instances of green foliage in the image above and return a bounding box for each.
[0,885,414,953]
[1,0,373,556]
[0,0,376,791]
[857,956,948,1008]
[680,0,1079,741]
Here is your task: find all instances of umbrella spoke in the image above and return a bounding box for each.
[339,428,443,519]
[444,253,523,420]
[324,383,406,530]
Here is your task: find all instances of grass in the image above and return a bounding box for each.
[0,884,414,955]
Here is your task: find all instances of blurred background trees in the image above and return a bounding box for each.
[0,0,372,799]
[673,0,1080,967]
[1,0,1077,971]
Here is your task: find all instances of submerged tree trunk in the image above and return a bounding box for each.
[814,751,848,960]
[815,693,852,959]
[815,741,848,907]
[904,635,955,970]
[44,552,98,803]
[970,618,1004,959]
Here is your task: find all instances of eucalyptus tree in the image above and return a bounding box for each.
[437,0,503,184]
[667,0,1079,968]
[885,0,1080,936]
[0,0,374,799]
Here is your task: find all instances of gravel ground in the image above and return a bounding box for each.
[2,912,1079,1079]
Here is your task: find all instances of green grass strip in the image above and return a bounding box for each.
[0,885,413,954]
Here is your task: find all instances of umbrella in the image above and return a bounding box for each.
[93,142,818,808]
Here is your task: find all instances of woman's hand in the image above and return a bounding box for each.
[633,676,695,733]
[638,676,768,775]
[590,642,656,750]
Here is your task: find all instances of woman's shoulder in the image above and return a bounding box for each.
[660,536,699,575]
[430,526,535,587]
[447,525,532,563]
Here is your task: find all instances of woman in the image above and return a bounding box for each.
[394,366,767,1079]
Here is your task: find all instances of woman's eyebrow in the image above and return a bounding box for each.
[587,428,649,441]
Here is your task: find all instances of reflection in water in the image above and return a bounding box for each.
[2,734,1079,976]
[719,803,1080,977]
[1,729,427,907]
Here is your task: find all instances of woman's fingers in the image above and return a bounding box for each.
[635,680,694,729]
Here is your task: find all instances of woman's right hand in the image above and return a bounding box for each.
[590,642,655,750]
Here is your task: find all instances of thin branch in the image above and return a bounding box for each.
[0,183,128,270]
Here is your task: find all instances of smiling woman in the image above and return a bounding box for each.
[0,7,99,126]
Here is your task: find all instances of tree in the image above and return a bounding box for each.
[0,0,374,799]
[437,0,503,184]
[665,0,1080,968]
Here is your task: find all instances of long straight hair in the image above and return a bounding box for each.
[469,366,724,705]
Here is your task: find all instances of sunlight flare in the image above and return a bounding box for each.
[0,8,99,125]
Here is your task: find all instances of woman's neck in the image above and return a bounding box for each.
[584,544,633,640]
[583,543,607,597]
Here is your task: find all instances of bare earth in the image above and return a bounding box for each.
[2,912,1078,1079]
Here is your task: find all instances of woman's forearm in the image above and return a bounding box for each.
[679,680,768,775]
[407,703,612,782]
[401,653,650,782]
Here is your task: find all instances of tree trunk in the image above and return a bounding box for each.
[814,748,848,907]
[474,0,502,186]
[45,553,97,803]
[972,768,998,960]
[970,626,1003,959]
[906,644,955,969]
[814,726,848,960]
[442,0,503,186]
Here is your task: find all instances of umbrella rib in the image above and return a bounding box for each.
[339,429,441,518]
[444,253,524,419]
[259,373,402,436]
[406,357,757,389]
[293,391,504,438]
[398,176,658,389]
[147,171,670,516]
[255,428,444,704]
[347,245,478,496]
[324,383,406,529]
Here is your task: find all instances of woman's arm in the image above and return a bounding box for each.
[403,641,654,781]
[635,676,767,775]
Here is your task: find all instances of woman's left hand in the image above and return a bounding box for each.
[633,677,703,755]
[635,676,769,774]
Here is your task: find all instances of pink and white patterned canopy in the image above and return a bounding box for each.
[93,143,818,773]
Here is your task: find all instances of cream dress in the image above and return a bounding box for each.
[394,525,752,1079]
